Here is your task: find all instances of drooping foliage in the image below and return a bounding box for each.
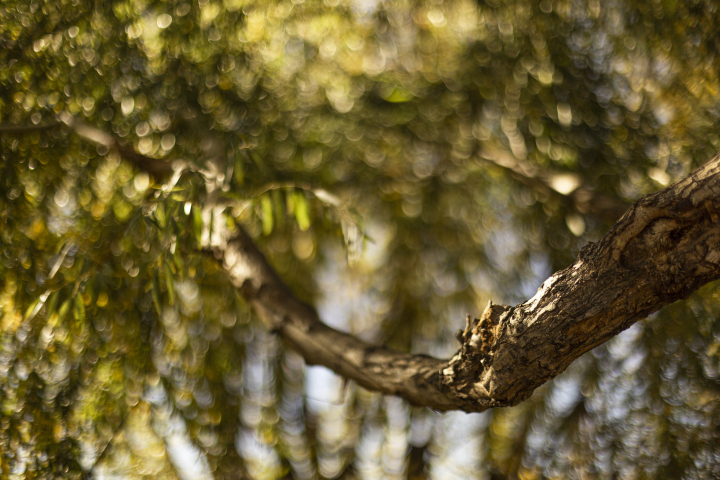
[1,0,720,478]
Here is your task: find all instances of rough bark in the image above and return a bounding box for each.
[5,115,720,412]
[217,154,720,412]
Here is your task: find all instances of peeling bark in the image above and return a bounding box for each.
[217,154,720,412]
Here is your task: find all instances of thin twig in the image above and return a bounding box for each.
[0,113,174,178]
[0,121,62,134]
[24,243,74,322]
[89,415,126,477]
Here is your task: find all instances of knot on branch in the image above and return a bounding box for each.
[444,301,511,384]
[454,300,508,355]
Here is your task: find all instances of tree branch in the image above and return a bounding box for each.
[9,115,719,412]
[89,415,125,476]
[479,147,629,223]
[0,114,173,179]
[215,153,720,412]
[0,121,62,133]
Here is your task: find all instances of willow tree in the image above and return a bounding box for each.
[2,0,720,478]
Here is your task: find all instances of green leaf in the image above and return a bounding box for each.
[152,272,162,315]
[193,205,203,246]
[155,203,167,229]
[272,190,284,228]
[84,282,95,307]
[384,87,414,103]
[209,208,215,241]
[173,248,184,274]
[73,293,85,324]
[294,191,311,231]
[57,299,72,324]
[24,298,40,320]
[234,154,245,186]
[164,262,175,306]
[261,195,274,235]
[75,257,85,275]
[46,291,60,316]
[286,189,295,215]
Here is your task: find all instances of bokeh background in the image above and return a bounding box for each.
[2,0,720,478]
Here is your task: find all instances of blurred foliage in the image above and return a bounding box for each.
[1,0,720,478]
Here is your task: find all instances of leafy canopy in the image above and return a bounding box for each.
[1,0,720,478]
